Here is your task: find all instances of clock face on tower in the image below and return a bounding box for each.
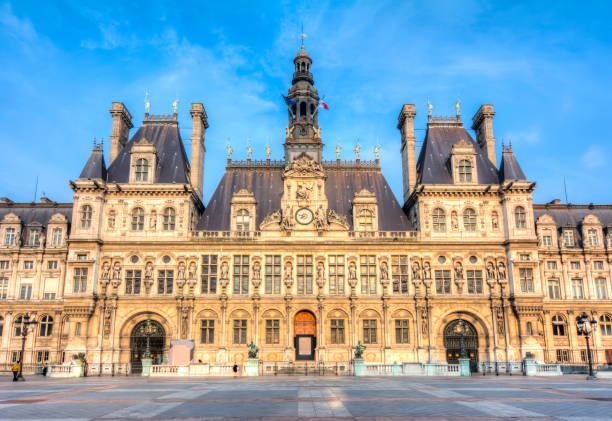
[295,208,314,225]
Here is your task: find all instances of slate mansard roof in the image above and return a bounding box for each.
[533,204,612,246]
[197,164,412,231]
[0,202,72,244]
[499,147,527,182]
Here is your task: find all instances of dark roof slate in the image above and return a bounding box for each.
[416,126,499,185]
[79,148,107,180]
[197,165,412,231]
[106,122,190,184]
[533,204,612,246]
[499,148,526,182]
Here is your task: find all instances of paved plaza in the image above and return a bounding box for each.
[1,375,612,420]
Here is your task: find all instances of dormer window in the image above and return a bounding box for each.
[4,228,15,245]
[131,207,145,231]
[514,206,527,229]
[236,209,250,231]
[230,189,257,233]
[458,160,473,182]
[563,229,575,247]
[587,229,598,246]
[357,209,374,231]
[52,228,62,246]
[463,208,477,231]
[135,158,149,182]
[28,228,40,247]
[80,205,92,228]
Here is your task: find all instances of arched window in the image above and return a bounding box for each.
[300,102,307,119]
[131,207,145,231]
[458,159,473,182]
[163,208,176,231]
[80,205,92,228]
[514,206,527,229]
[39,315,53,337]
[135,158,149,182]
[13,315,25,337]
[526,321,533,336]
[600,314,612,336]
[357,209,374,231]
[463,208,477,231]
[432,208,446,232]
[236,209,250,232]
[552,314,566,336]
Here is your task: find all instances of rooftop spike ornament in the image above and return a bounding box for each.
[172,98,179,114]
[144,91,151,114]
[455,99,461,117]
[427,99,433,118]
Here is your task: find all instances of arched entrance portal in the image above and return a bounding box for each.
[444,319,479,372]
[130,319,165,374]
[294,311,316,360]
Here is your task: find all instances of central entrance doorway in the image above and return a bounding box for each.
[294,310,316,360]
[130,319,165,374]
[444,319,479,372]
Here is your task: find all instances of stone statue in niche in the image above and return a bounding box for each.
[220,262,229,280]
[101,262,111,280]
[314,206,327,230]
[421,309,428,335]
[316,261,325,280]
[284,262,293,287]
[112,262,122,280]
[454,261,463,280]
[296,182,313,200]
[497,262,507,280]
[177,261,186,280]
[252,261,261,280]
[348,262,357,281]
[412,262,421,281]
[188,262,196,280]
[491,212,499,230]
[451,211,458,230]
[107,212,116,230]
[423,262,431,279]
[486,262,496,280]
[496,308,505,334]
[380,261,389,281]
[150,211,157,230]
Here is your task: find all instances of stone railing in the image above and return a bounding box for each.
[534,363,562,376]
[361,362,460,376]
[87,362,131,376]
[192,230,418,241]
[423,363,461,376]
[479,361,523,375]
[150,363,235,377]
[192,231,261,240]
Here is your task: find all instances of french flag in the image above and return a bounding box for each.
[319,99,329,110]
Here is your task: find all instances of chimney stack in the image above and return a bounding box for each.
[190,103,208,200]
[397,104,417,204]
[471,104,496,166]
[109,102,133,165]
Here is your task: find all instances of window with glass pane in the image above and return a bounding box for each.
[265,319,280,344]
[52,228,62,246]
[47,260,58,270]
[391,255,409,294]
[593,261,604,270]
[587,229,598,246]
[80,205,92,228]
[125,270,142,294]
[432,208,446,232]
[233,255,249,294]
[296,255,313,295]
[233,319,247,344]
[13,316,25,336]
[131,207,145,231]
[0,278,8,299]
[526,321,533,336]
[20,284,32,299]
[548,280,561,299]
[467,270,483,294]
[435,270,451,294]
[265,255,281,294]
[463,208,477,231]
[360,255,377,294]
[330,319,345,344]
[135,158,149,181]
[236,209,250,231]
[563,230,574,247]
[28,228,40,246]
[23,260,33,270]
[0,260,8,269]
[4,228,15,245]
[158,270,174,294]
[328,255,345,295]
[395,319,409,344]
[200,319,214,344]
[458,159,472,182]
[600,314,612,336]
[36,350,49,363]
[39,315,53,337]
[43,293,55,300]
[73,268,87,293]
[570,261,580,270]
[556,349,570,362]
[519,268,534,293]
[595,278,608,299]
[357,209,374,231]
[542,234,552,246]
[514,206,527,228]
[547,261,557,270]
[201,255,218,294]
[552,315,566,336]
[363,319,377,344]
[163,208,176,231]
[571,279,584,299]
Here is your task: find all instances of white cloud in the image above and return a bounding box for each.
[581,145,606,169]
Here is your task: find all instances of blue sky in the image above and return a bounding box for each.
[1,0,611,205]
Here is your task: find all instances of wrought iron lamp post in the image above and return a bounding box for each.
[142,319,155,360]
[17,313,38,381]
[576,313,598,380]
[455,319,468,358]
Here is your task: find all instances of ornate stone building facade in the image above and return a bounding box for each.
[1,47,612,373]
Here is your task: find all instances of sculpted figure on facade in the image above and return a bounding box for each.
[327,208,349,228]
[296,182,313,200]
[150,210,157,230]
[283,261,293,288]
[486,262,496,280]
[112,262,122,280]
[348,261,358,288]
[107,211,116,230]
[144,262,154,291]
[491,211,499,230]
[454,261,463,280]
[496,308,505,334]
[314,206,327,230]
[423,261,431,280]
[412,262,421,281]
[497,262,507,280]
[280,205,293,231]
[380,261,389,283]
[260,210,281,229]
[451,211,458,230]
[101,262,111,280]
[177,261,186,280]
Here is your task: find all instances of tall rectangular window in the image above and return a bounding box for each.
[542,235,552,246]
[233,319,247,344]
[467,270,483,294]
[125,270,142,294]
[265,319,280,344]
[265,255,281,294]
[4,228,15,245]
[0,277,8,299]
[363,319,377,344]
[19,284,32,300]
[593,261,604,270]
[570,261,580,270]
[28,229,40,247]
[47,260,58,270]
[73,268,88,293]
[520,268,534,293]
[233,255,249,294]
[395,319,409,344]
[328,255,345,295]
[556,349,570,363]
[563,230,575,247]
[595,278,609,299]
[547,261,557,270]
[296,255,313,295]
[200,320,214,344]
[587,229,598,246]
[158,270,174,294]
[52,228,62,246]
[571,279,584,299]
[548,279,561,299]
[36,350,50,363]
[360,255,377,294]
[391,255,409,294]
[201,255,218,294]
[0,260,8,269]
[330,319,345,344]
[23,261,34,270]
[435,270,451,294]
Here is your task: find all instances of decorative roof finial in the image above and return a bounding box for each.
[300,23,307,50]
[246,138,253,160]
[172,97,179,114]
[226,141,233,160]
[335,144,342,160]
[354,142,361,160]
[427,98,433,118]
[144,91,151,114]
[373,144,381,160]
[265,144,272,160]
[455,99,461,116]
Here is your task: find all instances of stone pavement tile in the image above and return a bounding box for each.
[205,388,298,399]
[102,401,183,418]
[458,400,546,417]
[331,388,433,399]
[0,402,128,419]
[511,400,612,418]
[342,400,486,417]
[452,388,570,399]
[54,390,171,401]
[155,400,298,418]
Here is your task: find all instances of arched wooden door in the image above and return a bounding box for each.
[294,311,316,360]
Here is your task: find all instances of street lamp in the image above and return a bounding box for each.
[142,319,156,360]
[576,313,598,380]
[17,313,38,381]
[454,319,468,359]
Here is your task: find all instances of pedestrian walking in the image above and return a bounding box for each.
[232,363,238,377]
[42,363,48,377]
[11,362,20,381]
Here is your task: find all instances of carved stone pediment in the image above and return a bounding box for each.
[284,153,324,177]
